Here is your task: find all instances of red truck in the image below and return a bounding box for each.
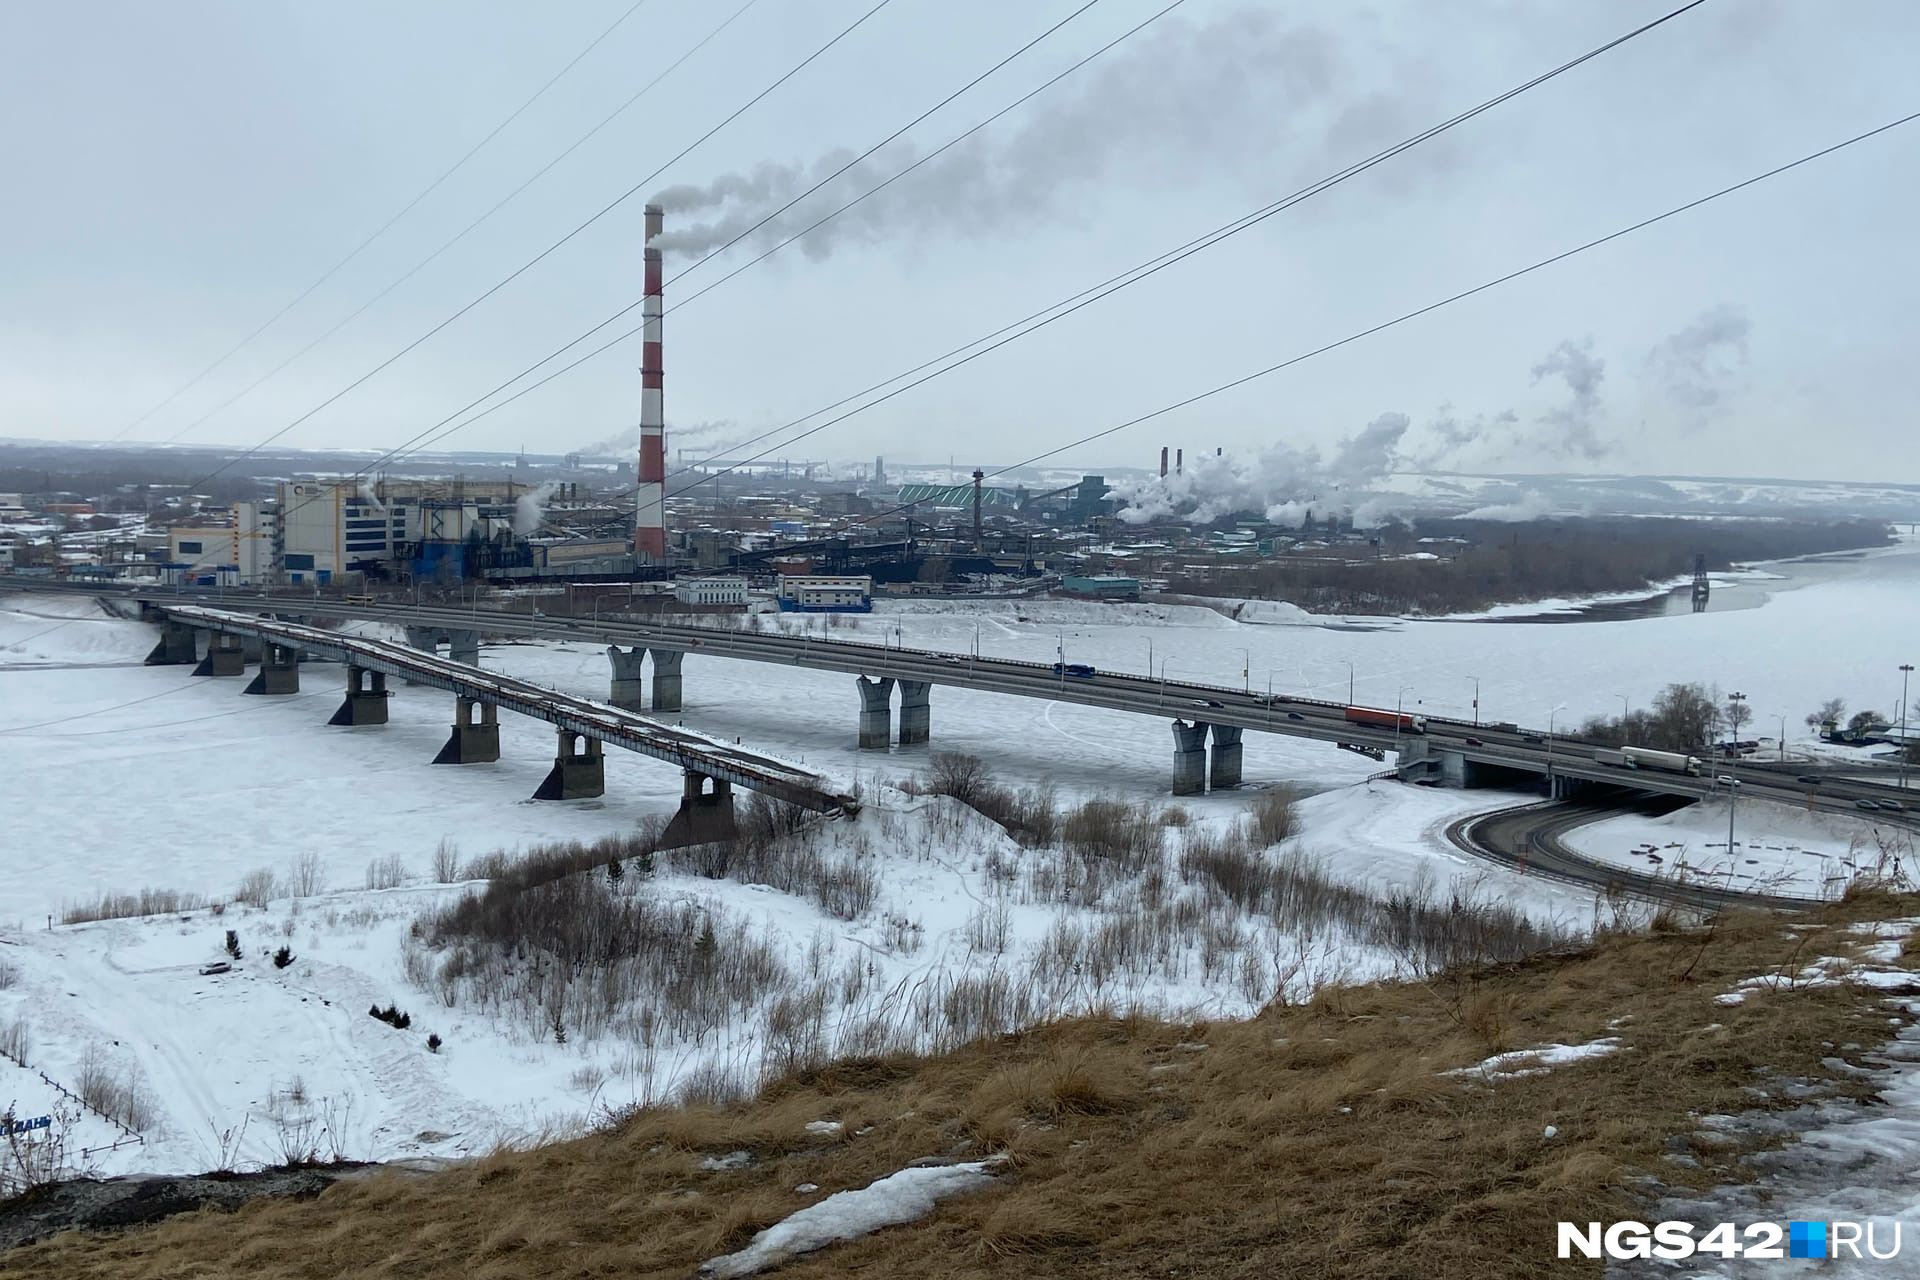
[1345,706,1428,734]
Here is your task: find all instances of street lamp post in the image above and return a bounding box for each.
[1546,702,1568,797]
[1902,664,1915,790]
[1726,691,1746,858]
[1157,656,1172,708]
[1238,647,1250,694]
[1468,675,1481,728]
[1343,660,1354,706]
[1616,694,1630,723]
[1394,686,1414,762]
[1775,714,1787,762]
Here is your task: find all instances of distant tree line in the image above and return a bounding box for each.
[1168,518,1892,615]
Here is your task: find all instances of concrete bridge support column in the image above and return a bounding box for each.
[401,627,441,685]
[1208,723,1243,790]
[328,666,390,726]
[445,629,480,667]
[244,642,301,695]
[1170,720,1208,796]
[607,646,647,712]
[433,697,500,764]
[193,632,246,678]
[659,771,739,849]
[143,620,198,666]
[239,635,264,663]
[534,729,605,800]
[649,648,684,712]
[1437,750,1468,788]
[897,680,931,746]
[856,676,895,750]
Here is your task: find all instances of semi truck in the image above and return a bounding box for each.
[1599,745,1704,775]
[1344,706,1427,734]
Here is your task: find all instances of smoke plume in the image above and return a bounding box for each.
[1529,338,1608,459]
[650,10,1384,260]
[1106,412,1410,528]
[1462,491,1553,522]
[512,481,558,536]
[575,419,731,458]
[1647,304,1750,421]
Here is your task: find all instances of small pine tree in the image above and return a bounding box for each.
[224,930,242,961]
[369,1004,382,1020]
[427,1033,442,1054]
[607,858,624,884]
[272,945,294,969]
[637,850,655,877]
[394,1010,411,1030]
[549,1010,567,1045]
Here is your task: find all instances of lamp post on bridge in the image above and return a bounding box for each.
[1901,663,1914,791]
[1468,675,1481,728]
[1237,647,1251,695]
[1342,660,1355,706]
[1726,691,1747,859]
[1546,702,1568,798]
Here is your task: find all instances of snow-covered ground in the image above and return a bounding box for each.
[4,535,1920,1180]
[1562,798,1914,900]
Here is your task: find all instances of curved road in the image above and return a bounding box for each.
[1445,797,1815,912]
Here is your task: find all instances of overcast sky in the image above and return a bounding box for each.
[2,0,1915,483]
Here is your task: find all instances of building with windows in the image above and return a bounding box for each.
[674,576,749,606]
[775,574,872,612]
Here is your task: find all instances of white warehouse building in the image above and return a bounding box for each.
[673,576,748,606]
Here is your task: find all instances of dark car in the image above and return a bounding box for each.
[1521,733,1545,745]
[1797,775,1822,785]
[1287,711,1306,722]
[1464,737,1484,747]
[1052,662,1096,679]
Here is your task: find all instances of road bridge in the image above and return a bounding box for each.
[8,578,1919,820]
[147,605,855,848]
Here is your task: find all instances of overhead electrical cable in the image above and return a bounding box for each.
[112,0,659,443]
[155,0,767,447]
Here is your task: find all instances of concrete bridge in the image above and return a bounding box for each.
[145,604,855,848]
[8,579,1917,823]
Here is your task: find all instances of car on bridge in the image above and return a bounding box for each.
[1052,663,1097,678]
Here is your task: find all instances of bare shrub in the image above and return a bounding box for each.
[365,854,409,891]
[76,1046,154,1132]
[234,867,278,909]
[60,887,206,924]
[677,1062,751,1108]
[1062,798,1162,874]
[927,752,996,807]
[0,1102,80,1196]
[0,959,16,990]
[0,1016,29,1066]
[1248,787,1298,847]
[285,849,324,898]
[432,838,461,883]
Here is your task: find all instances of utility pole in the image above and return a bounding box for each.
[1902,664,1914,790]
[1726,691,1746,858]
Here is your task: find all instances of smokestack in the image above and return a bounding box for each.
[635,203,667,559]
[1176,448,1183,476]
[1216,446,1222,456]
[1159,446,1168,478]
[971,469,984,550]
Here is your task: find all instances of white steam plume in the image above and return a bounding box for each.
[575,419,732,458]
[1462,492,1553,522]
[513,481,558,536]
[1529,338,1607,460]
[1647,304,1750,422]
[649,10,1395,260]
[1106,413,1410,527]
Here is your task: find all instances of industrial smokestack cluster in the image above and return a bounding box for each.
[1159,447,1168,479]
[635,204,667,559]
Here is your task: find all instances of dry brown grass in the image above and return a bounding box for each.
[10,894,1920,1279]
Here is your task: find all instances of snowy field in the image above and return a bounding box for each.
[3,535,1919,1179]
[1562,797,1912,900]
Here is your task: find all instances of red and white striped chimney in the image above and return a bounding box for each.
[635,204,667,559]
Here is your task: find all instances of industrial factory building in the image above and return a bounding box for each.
[674,576,749,606]
[776,574,873,612]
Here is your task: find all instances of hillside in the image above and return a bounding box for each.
[8,892,1920,1278]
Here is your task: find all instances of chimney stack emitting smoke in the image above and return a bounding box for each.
[1159,446,1168,479]
[1176,448,1183,476]
[635,204,667,559]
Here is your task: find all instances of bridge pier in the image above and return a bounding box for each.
[144,619,198,666]
[659,770,738,849]
[446,629,480,667]
[328,666,390,726]
[897,680,931,746]
[433,696,500,764]
[649,648,684,712]
[1208,723,1243,790]
[244,642,301,695]
[856,676,895,749]
[608,646,647,711]
[534,729,605,800]
[193,632,246,678]
[1171,720,1208,796]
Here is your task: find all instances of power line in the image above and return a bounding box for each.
[175,0,898,499]
[155,0,766,448]
[110,0,658,444]
[794,108,1920,547]
[553,0,1713,521]
[263,0,1144,536]
[376,0,1182,475]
